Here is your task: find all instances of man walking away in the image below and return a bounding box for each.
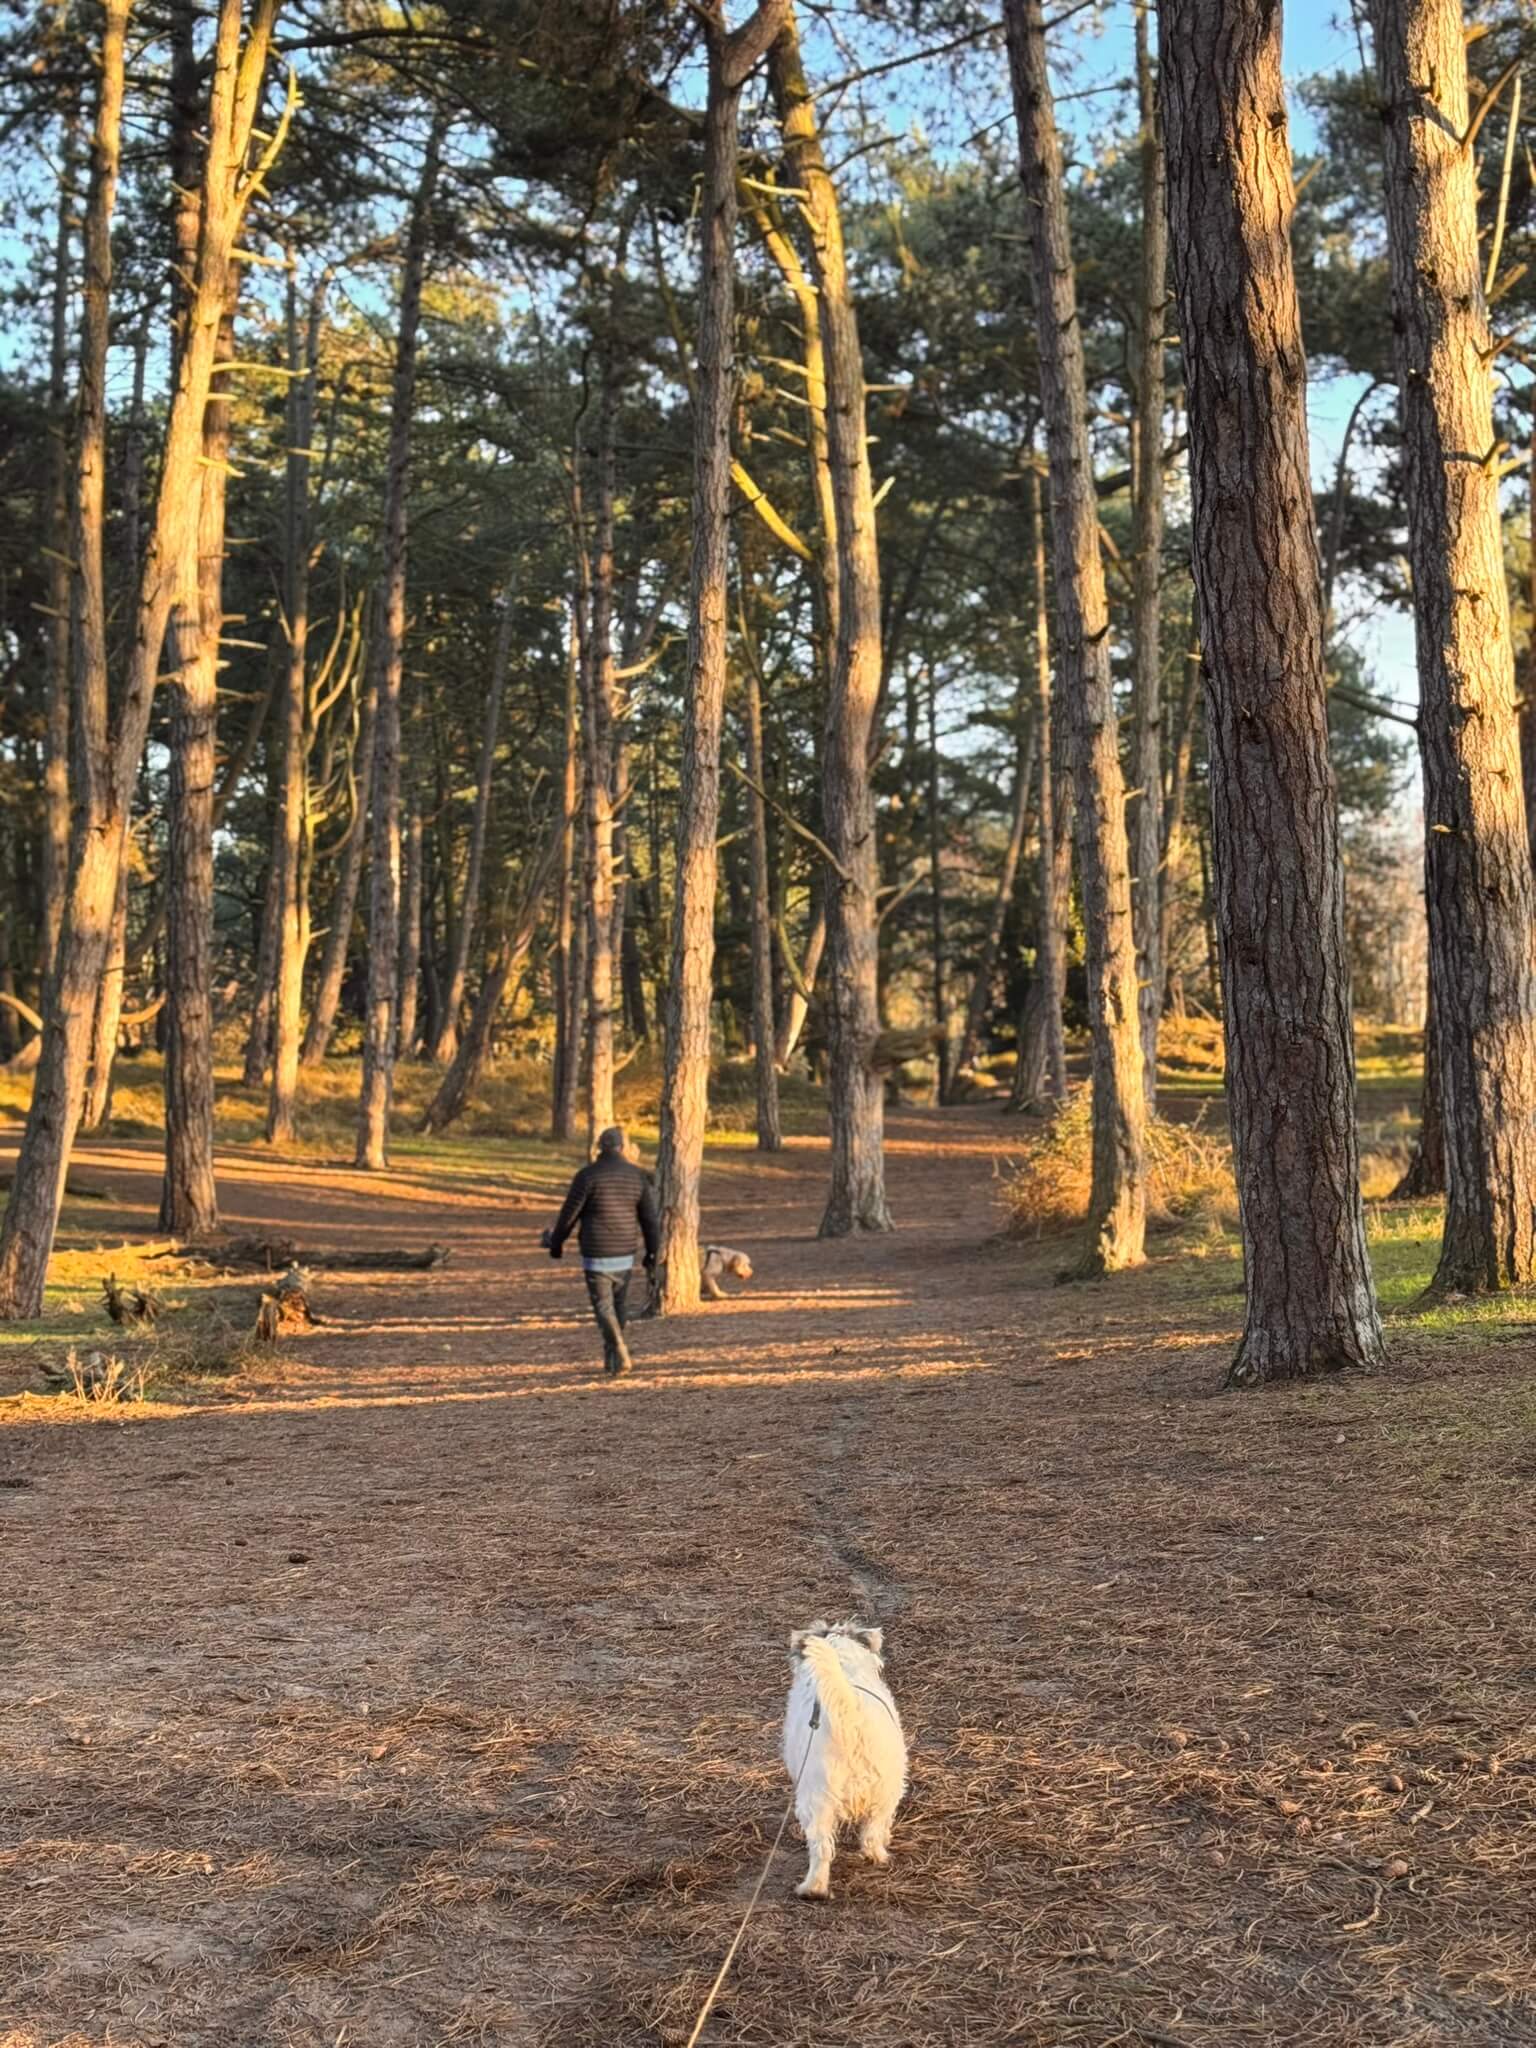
[546,1126,659,1376]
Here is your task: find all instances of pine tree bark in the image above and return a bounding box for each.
[552,606,582,1141]
[1160,0,1383,1380]
[41,112,78,990]
[356,118,442,1171]
[1392,959,1445,1199]
[653,0,789,1312]
[775,903,824,1070]
[1010,463,1071,1113]
[769,3,890,1235]
[0,0,279,1317]
[580,362,620,1146]
[80,858,128,1133]
[1006,0,1146,1272]
[741,592,783,1150]
[161,4,230,1237]
[1523,422,1536,874]
[431,577,514,1064]
[266,263,326,1141]
[1130,4,1167,1109]
[301,664,375,1066]
[242,858,278,1085]
[397,805,423,1056]
[160,289,228,1234]
[1370,0,1536,1293]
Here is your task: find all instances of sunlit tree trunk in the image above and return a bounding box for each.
[552,606,582,1141]
[41,111,79,990]
[160,2,229,1235]
[1370,0,1536,1293]
[80,859,128,1134]
[1007,0,1146,1272]
[397,805,423,1057]
[0,0,280,1317]
[654,0,789,1312]
[581,362,620,1145]
[1161,0,1383,1380]
[1130,4,1167,1108]
[267,263,325,1141]
[1010,463,1071,1113]
[356,118,442,1171]
[769,2,890,1235]
[741,588,783,1150]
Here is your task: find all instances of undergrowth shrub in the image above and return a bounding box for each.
[1002,1088,1237,1236]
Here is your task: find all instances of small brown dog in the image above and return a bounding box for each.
[701,1244,753,1300]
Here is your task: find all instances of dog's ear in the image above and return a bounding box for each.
[789,1629,810,1658]
[858,1626,884,1657]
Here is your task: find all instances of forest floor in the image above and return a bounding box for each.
[2,1092,1536,2047]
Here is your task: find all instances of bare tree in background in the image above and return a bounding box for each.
[1006,0,1146,1273]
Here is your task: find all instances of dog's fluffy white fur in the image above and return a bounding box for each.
[701,1244,752,1300]
[782,1621,907,1899]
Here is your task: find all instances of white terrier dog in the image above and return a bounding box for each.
[782,1621,907,1900]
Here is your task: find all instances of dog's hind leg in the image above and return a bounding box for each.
[859,1805,896,1866]
[794,1798,837,1899]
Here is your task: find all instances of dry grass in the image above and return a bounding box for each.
[1002,1086,1238,1237]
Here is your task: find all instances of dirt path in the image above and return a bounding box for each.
[3,1110,1535,2047]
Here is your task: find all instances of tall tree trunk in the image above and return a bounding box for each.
[0,0,279,1317]
[552,606,582,1141]
[301,664,375,1066]
[769,3,890,1236]
[397,805,423,1056]
[1370,0,1536,1294]
[926,668,948,1103]
[742,590,783,1150]
[431,577,514,1064]
[653,0,789,1312]
[581,361,620,1145]
[775,900,824,1069]
[267,263,324,1141]
[80,857,128,1133]
[160,5,229,1236]
[1010,464,1071,1113]
[41,110,78,990]
[1522,420,1536,873]
[1392,959,1445,1199]
[0,0,125,1300]
[159,288,228,1234]
[1130,3,1168,1109]
[242,858,279,1084]
[356,118,442,1171]
[1007,0,1146,1274]
[1161,0,1383,1380]
[1159,630,1202,989]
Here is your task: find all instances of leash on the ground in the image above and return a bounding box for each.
[682,1703,819,2048]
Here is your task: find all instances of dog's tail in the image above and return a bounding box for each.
[798,1633,864,1742]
